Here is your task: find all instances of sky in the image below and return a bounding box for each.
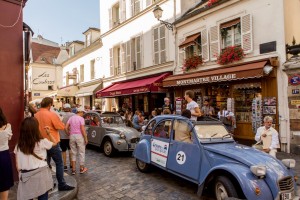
[24,0,100,45]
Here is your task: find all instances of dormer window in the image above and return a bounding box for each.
[86,33,91,47]
[70,46,75,57]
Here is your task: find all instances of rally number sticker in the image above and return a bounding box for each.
[176,151,186,165]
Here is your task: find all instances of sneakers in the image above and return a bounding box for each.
[80,167,88,174]
[64,166,68,171]
[58,184,75,191]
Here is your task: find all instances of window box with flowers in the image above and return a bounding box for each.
[217,46,245,65]
[182,56,203,72]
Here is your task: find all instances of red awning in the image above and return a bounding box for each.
[96,73,170,98]
[179,33,201,49]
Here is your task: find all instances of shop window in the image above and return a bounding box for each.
[153,120,171,139]
[220,18,241,49]
[234,83,262,123]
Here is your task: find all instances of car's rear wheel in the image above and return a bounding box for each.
[215,176,239,200]
[103,139,115,157]
[136,159,150,173]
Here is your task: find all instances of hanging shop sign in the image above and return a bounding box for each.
[289,74,300,85]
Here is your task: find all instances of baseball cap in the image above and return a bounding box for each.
[77,107,85,113]
[63,103,71,109]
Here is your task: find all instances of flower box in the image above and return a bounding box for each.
[217,46,245,65]
[182,56,203,72]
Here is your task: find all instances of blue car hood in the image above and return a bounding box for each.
[203,142,290,179]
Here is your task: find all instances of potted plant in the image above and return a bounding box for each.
[182,56,203,72]
[217,46,245,65]
[207,0,219,6]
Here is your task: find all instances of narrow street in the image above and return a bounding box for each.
[72,146,207,200]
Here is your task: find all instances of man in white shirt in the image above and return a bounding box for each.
[255,116,280,158]
[184,90,202,121]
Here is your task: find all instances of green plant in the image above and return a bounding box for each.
[217,46,245,65]
[182,56,203,72]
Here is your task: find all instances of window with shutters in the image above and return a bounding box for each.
[90,59,95,79]
[110,46,122,76]
[127,35,142,72]
[131,0,141,16]
[220,18,241,49]
[185,36,201,59]
[112,3,120,28]
[146,0,154,7]
[80,64,84,82]
[153,25,166,65]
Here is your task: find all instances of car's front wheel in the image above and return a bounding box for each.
[136,159,150,173]
[103,139,115,157]
[215,176,239,200]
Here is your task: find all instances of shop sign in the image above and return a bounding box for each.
[292,89,300,94]
[68,74,77,79]
[176,74,236,86]
[291,100,300,105]
[289,75,300,85]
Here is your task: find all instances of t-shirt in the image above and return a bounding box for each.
[0,123,12,151]
[162,104,174,113]
[14,138,53,170]
[59,112,75,139]
[67,115,84,135]
[186,101,199,121]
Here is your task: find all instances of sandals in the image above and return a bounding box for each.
[80,167,88,174]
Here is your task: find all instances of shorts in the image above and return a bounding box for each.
[60,139,70,152]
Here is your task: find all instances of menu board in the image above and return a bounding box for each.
[175,97,183,115]
[252,97,262,133]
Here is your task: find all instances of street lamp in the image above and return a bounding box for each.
[153,5,173,31]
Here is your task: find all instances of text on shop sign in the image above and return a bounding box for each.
[176,74,237,85]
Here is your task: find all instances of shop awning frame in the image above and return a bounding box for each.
[57,85,78,97]
[163,61,269,87]
[96,73,170,98]
[75,83,102,97]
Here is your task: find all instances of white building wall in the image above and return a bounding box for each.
[99,0,182,84]
[62,48,102,86]
[176,0,290,151]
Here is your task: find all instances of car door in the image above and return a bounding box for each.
[87,114,105,146]
[166,119,201,181]
[150,119,172,168]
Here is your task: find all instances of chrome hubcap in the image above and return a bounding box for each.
[137,160,146,169]
[104,142,112,154]
[216,183,228,200]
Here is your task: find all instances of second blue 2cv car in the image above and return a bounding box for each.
[133,115,299,200]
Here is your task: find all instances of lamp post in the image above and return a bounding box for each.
[153,5,173,31]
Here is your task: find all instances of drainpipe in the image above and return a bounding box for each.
[173,0,178,73]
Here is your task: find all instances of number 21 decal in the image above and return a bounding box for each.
[176,151,186,165]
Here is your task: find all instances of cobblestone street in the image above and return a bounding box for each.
[72,146,205,200]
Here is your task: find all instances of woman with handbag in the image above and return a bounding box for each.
[14,117,57,200]
[0,107,14,200]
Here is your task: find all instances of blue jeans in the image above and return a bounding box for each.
[47,144,66,188]
[37,191,48,200]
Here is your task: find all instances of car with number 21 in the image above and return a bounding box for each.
[133,115,299,200]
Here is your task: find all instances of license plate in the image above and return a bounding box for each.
[281,192,294,200]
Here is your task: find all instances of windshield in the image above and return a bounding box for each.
[194,124,233,142]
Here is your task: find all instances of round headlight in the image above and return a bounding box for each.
[282,159,296,169]
[119,133,126,139]
[250,165,266,178]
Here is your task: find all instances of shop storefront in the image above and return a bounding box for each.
[57,85,78,105]
[75,83,102,109]
[163,60,278,141]
[96,73,171,116]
